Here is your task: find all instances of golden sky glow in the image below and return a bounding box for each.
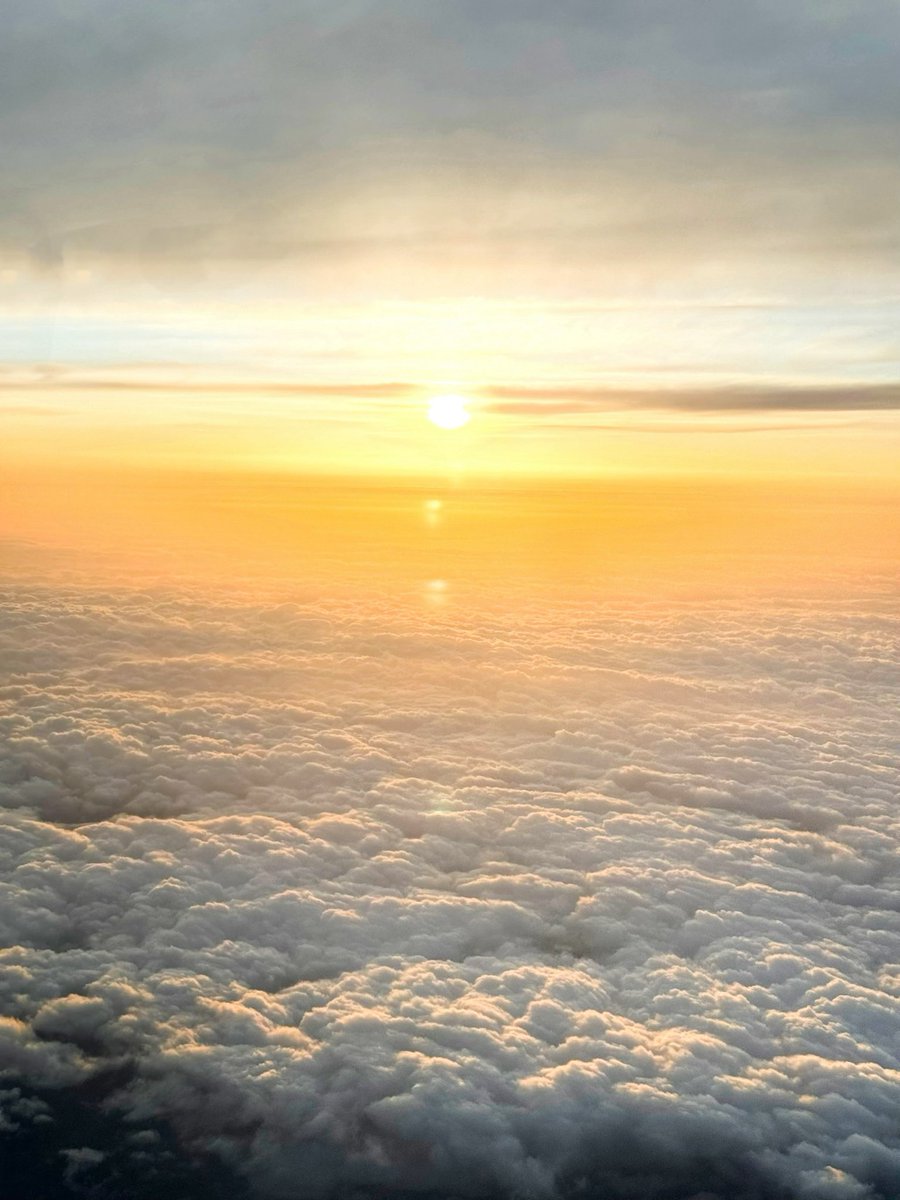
[2,2,900,485]
[2,465,897,608]
[2,358,900,482]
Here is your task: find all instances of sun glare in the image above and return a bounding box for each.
[427,393,471,430]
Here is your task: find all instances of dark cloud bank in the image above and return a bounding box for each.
[2,580,900,1199]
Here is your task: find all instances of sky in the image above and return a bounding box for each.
[3,7,900,1200]
[3,0,900,478]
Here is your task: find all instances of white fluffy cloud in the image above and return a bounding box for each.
[1,581,900,1198]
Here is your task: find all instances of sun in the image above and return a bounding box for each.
[427,393,471,430]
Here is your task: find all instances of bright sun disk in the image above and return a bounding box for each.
[427,393,471,430]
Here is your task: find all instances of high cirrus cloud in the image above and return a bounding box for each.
[1,582,900,1198]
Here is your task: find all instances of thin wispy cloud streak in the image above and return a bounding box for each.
[487,383,900,414]
[7,375,900,413]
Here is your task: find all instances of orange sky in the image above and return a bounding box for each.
[3,466,897,607]
[4,1,900,513]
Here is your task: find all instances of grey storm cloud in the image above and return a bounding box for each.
[2,580,900,1198]
[3,0,900,279]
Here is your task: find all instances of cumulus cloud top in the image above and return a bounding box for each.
[1,579,900,1198]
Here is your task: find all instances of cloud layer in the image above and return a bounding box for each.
[4,1,900,285]
[2,579,900,1198]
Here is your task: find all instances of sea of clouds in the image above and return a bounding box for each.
[2,578,900,1199]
